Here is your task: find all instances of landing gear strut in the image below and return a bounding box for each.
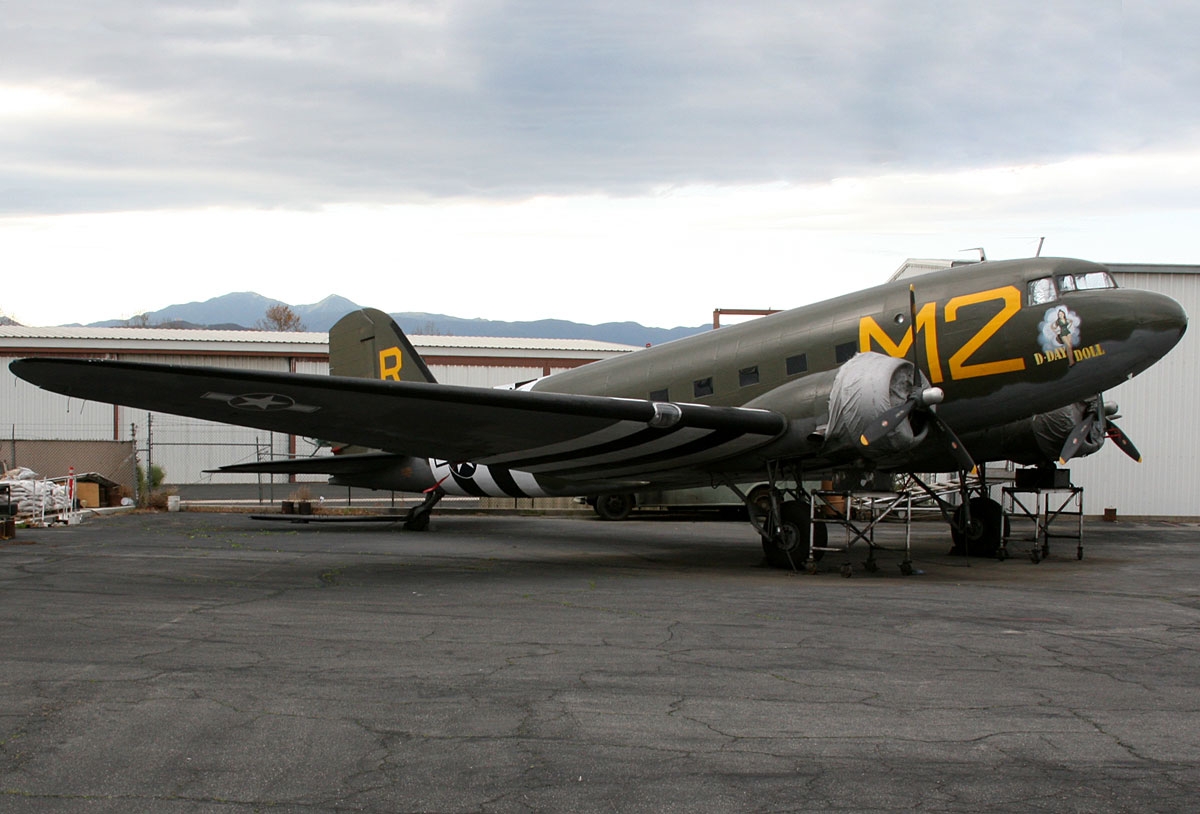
[404,488,444,531]
[759,498,828,571]
[911,471,1004,558]
[950,496,1004,558]
[734,471,826,571]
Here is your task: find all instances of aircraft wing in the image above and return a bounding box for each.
[11,359,786,479]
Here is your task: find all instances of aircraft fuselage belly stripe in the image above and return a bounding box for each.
[448,471,488,497]
[516,426,708,473]
[486,466,529,498]
[432,461,547,498]
[511,470,547,497]
[540,429,753,478]
[491,424,686,470]
[479,421,656,467]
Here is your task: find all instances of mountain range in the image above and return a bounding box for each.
[70,292,710,347]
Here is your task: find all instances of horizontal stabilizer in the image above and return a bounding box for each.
[210,452,412,476]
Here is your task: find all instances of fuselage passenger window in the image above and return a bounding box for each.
[693,377,714,398]
[739,366,759,387]
[649,388,669,402]
[785,353,808,375]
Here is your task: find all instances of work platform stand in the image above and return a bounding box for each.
[1000,485,1084,563]
[809,489,915,576]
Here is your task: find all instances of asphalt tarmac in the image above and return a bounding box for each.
[2,511,1198,813]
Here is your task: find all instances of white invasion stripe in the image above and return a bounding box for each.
[428,460,470,496]
[520,427,712,474]
[511,469,548,497]
[471,466,504,497]
[479,421,647,466]
[439,480,472,497]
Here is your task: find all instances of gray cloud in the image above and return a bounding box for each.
[1,0,1196,213]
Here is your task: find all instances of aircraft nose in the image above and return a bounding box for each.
[1131,290,1188,360]
[1143,290,1188,341]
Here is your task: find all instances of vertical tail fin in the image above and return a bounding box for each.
[329,308,437,384]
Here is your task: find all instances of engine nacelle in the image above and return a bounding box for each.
[825,353,929,458]
[746,352,928,461]
[965,402,1105,466]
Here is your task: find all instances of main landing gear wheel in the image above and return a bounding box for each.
[761,499,827,570]
[950,496,1003,557]
[593,493,635,521]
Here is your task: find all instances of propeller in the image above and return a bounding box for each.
[1105,420,1143,462]
[859,286,976,473]
[1057,396,1142,464]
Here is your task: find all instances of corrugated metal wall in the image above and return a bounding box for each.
[429,364,561,387]
[4,368,117,440]
[1067,271,1199,516]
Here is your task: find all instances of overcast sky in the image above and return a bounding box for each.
[2,1,1198,328]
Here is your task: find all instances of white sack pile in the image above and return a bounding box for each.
[2,468,71,517]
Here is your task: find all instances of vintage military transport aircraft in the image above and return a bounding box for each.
[10,257,1187,569]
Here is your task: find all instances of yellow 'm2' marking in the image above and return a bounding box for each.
[859,301,942,383]
[945,286,1025,380]
[859,285,1025,382]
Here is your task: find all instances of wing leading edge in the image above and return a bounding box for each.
[10,358,786,481]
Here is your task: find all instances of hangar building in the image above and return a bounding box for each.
[4,259,1196,517]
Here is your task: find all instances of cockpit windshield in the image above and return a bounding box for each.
[1073,271,1117,290]
[1027,271,1116,305]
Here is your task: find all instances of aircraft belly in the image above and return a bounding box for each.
[430,460,549,498]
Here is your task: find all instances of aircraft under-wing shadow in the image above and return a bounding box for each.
[10,257,1187,568]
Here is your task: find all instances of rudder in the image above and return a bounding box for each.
[329,308,437,383]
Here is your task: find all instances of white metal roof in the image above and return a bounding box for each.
[0,326,328,344]
[0,325,638,356]
[410,335,638,353]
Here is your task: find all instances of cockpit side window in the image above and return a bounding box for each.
[1056,274,1076,293]
[1073,271,1116,290]
[1027,277,1057,305]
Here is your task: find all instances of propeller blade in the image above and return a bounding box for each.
[860,399,917,447]
[1058,416,1097,465]
[932,412,977,473]
[1106,419,1143,462]
[908,285,919,369]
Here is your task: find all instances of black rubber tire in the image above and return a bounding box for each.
[746,484,772,528]
[950,497,1003,557]
[761,499,827,569]
[594,493,635,521]
[404,510,431,531]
